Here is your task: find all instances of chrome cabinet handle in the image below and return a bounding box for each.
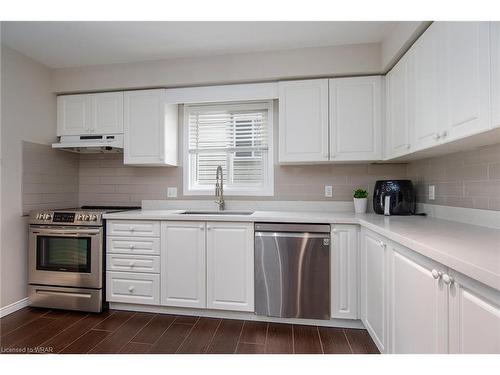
[378,240,386,248]
[199,225,204,230]
[405,144,411,149]
[442,273,454,285]
[431,269,442,280]
[434,133,440,140]
[332,228,338,234]
[129,262,135,268]
[129,244,135,249]
[128,286,135,293]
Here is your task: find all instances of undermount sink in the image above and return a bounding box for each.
[180,210,254,215]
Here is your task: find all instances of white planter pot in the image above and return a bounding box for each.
[353,197,368,214]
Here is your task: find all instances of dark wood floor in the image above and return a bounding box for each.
[0,307,379,354]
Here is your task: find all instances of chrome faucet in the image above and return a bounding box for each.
[214,165,225,211]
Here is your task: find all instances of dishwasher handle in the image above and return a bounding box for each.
[255,231,330,239]
[255,223,330,233]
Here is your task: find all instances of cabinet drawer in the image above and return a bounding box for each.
[106,272,159,305]
[107,220,160,237]
[106,254,160,273]
[107,237,160,255]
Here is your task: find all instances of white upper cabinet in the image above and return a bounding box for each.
[124,89,178,166]
[57,94,93,136]
[206,222,254,312]
[331,225,359,319]
[278,79,329,163]
[409,23,442,151]
[388,243,448,354]
[491,22,500,128]
[439,22,491,140]
[448,270,500,354]
[57,92,123,136]
[360,228,388,353]
[161,221,206,309]
[92,92,124,134]
[329,76,382,161]
[385,55,411,159]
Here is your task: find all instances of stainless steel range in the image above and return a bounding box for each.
[28,206,138,312]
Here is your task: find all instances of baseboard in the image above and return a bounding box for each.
[0,297,30,318]
[109,302,365,329]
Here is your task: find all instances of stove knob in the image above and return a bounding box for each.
[83,214,90,221]
[43,213,52,220]
[36,213,42,220]
[90,214,98,221]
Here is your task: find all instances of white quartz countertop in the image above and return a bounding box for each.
[104,209,500,291]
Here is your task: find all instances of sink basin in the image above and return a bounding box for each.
[180,211,254,215]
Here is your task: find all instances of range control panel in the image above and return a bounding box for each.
[29,210,102,226]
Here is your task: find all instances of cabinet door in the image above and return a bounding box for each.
[410,23,442,151]
[388,243,448,354]
[385,55,411,158]
[92,92,124,134]
[448,270,500,353]
[440,22,491,140]
[331,225,358,319]
[278,79,329,163]
[161,221,206,308]
[360,229,388,353]
[329,76,382,161]
[206,222,254,312]
[124,89,166,165]
[492,22,500,128]
[57,94,92,136]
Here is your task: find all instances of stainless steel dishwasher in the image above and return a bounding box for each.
[254,223,330,320]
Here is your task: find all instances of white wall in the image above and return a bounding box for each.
[51,43,382,93]
[0,44,56,308]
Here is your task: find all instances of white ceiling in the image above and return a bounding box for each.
[1,21,401,69]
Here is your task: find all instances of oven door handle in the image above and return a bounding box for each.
[32,229,100,236]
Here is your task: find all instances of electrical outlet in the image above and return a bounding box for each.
[325,185,333,198]
[167,187,177,198]
[428,185,435,200]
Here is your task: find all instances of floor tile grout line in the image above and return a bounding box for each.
[53,311,118,353]
[204,319,223,354]
[114,312,156,354]
[174,316,200,354]
[316,326,325,354]
[145,315,180,352]
[233,320,246,354]
[342,329,354,354]
[0,311,57,339]
[86,311,137,353]
[37,313,90,349]
[7,312,75,349]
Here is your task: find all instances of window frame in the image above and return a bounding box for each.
[183,100,274,197]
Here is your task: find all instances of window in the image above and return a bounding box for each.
[183,101,274,196]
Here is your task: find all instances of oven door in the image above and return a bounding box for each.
[29,225,103,289]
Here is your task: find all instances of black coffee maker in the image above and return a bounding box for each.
[373,180,416,215]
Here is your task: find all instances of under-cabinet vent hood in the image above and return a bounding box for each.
[52,134,123,153]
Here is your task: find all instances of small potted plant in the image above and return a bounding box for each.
[353,188,368,214]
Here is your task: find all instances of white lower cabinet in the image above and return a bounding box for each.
[361,228,500,354]
[106,220,161,306]
[448,270,500,353]
[206,222,254,312]
[161,221,206,308]
[331,225,358,319]
[388,243,448,354]
[360,228,388,353]
[106,272,160,305]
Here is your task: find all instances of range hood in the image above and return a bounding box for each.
[52,134,124,153]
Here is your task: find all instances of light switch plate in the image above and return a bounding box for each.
[325,185,333,198]
[428,185,435,200]
[167,187,177,198]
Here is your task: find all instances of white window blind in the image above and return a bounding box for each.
[184,101,273,196]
